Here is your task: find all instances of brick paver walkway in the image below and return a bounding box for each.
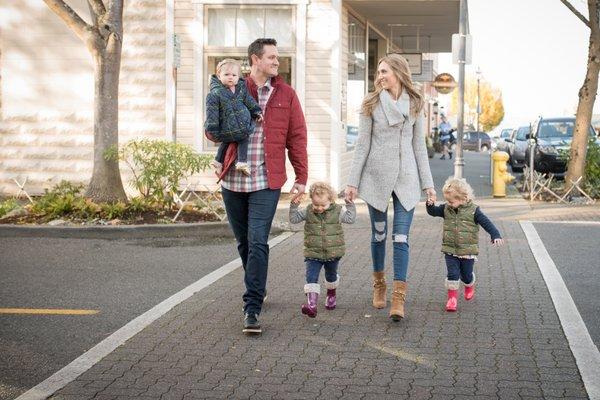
[49,193,599,399]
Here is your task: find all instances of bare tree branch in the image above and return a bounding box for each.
[106,0,124,36]
[560,0,592,28]
[87,0,106,26]
[43,0,92,41]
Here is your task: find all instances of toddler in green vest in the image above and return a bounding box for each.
[426,178,503,312]
[289,181,356,318]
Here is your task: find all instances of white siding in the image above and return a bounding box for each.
[0,1,167,195]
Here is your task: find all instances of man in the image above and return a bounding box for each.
[218,38,308,335]
[439,115,453,160]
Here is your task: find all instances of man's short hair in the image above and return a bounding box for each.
[248,38,277,66]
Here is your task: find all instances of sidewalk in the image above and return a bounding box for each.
[42,192,600,399]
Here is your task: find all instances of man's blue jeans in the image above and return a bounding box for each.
[222,187,280,315]
[367,192,415,281]
[305,258,339,284]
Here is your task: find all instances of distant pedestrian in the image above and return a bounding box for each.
[289,182,356,318]
[426,178,504,312]
[345,53,436,321]
[438,115,453,160]
[204,58,263,177]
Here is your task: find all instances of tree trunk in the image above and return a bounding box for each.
[84,34,127,202]
[565,3,600,190]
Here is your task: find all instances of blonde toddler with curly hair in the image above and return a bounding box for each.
[289,181,356,317]
[426,178,504,312]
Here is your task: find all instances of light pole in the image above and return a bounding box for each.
[454,0,468,179]
[476,67,482,151]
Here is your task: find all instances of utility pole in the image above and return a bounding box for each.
[476,67,482,150]
[454,0,468,179]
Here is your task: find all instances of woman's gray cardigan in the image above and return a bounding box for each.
[347,89,434,212]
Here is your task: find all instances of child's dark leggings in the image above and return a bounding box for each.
[445,254,475,284]
[214,138,249,164]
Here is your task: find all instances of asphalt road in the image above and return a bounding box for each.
[533,222,600,349]
[429,150,497,198]
[0,235,240,400]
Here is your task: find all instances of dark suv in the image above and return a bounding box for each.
[527,117,598,174]
[462,131,492,152]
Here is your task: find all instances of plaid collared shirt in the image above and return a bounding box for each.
[221,79,273,192]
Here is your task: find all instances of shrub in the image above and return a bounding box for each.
[127,197,152,214]
[100,201,127,220]
[72,198,101,220]
[0,198,19,218]
[560,138,600,198]
[111,139,212,207]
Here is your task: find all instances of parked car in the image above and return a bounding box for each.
[505,125,530,172]
[495,128,514,152]
[526,116,599,174]
[346,125,358,148]
[462,131,492,152]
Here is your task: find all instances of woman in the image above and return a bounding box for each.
[345,54,436,321]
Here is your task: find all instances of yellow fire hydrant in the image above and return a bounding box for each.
[492,151,515,198]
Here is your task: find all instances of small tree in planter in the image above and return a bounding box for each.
[113,139,212,207]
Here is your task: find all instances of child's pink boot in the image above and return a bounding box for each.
[325,289,336,310]
[445,279,460,312]
[446,290,458,312]
[301,284,319,318]
[463,273,476,301]
[325,275,339,310]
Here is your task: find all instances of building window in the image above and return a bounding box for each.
[346,13,366,150]
[206,7,294,49]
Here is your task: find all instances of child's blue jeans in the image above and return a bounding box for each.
[367,192,415,281]
[305,258,339,284]
[445,254,475,284]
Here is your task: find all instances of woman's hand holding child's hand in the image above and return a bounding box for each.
[492,238,504,247]
[344,186,357,203]
[256,114,264,123]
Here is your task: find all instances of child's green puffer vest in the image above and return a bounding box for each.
[303,204,345,260]
[441,201,479,256]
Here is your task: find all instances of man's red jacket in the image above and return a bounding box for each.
[212,75,308,189]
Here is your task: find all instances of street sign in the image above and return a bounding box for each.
[173,34,181,68]
[432,73,457,94]
[400,53,422,75]
[452,33,472,65]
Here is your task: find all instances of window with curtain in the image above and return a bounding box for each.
[207,7,294,49]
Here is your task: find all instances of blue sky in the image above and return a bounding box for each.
[436,0,595,133]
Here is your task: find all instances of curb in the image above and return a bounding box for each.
[0,221,259,240]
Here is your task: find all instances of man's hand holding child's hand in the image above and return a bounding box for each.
[492,238,504,247]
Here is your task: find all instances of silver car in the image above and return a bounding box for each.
[505,126,530,172]
[495,128,514,153]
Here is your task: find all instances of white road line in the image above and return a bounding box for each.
[15,231,294,400]
[532,220,600,225]
[520,221,600,400]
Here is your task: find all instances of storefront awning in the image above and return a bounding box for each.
[344,0,463,53]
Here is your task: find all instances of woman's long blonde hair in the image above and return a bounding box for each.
[360,53,424,117]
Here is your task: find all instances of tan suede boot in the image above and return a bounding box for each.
[372,271,387,309]
[389,280,407,321]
